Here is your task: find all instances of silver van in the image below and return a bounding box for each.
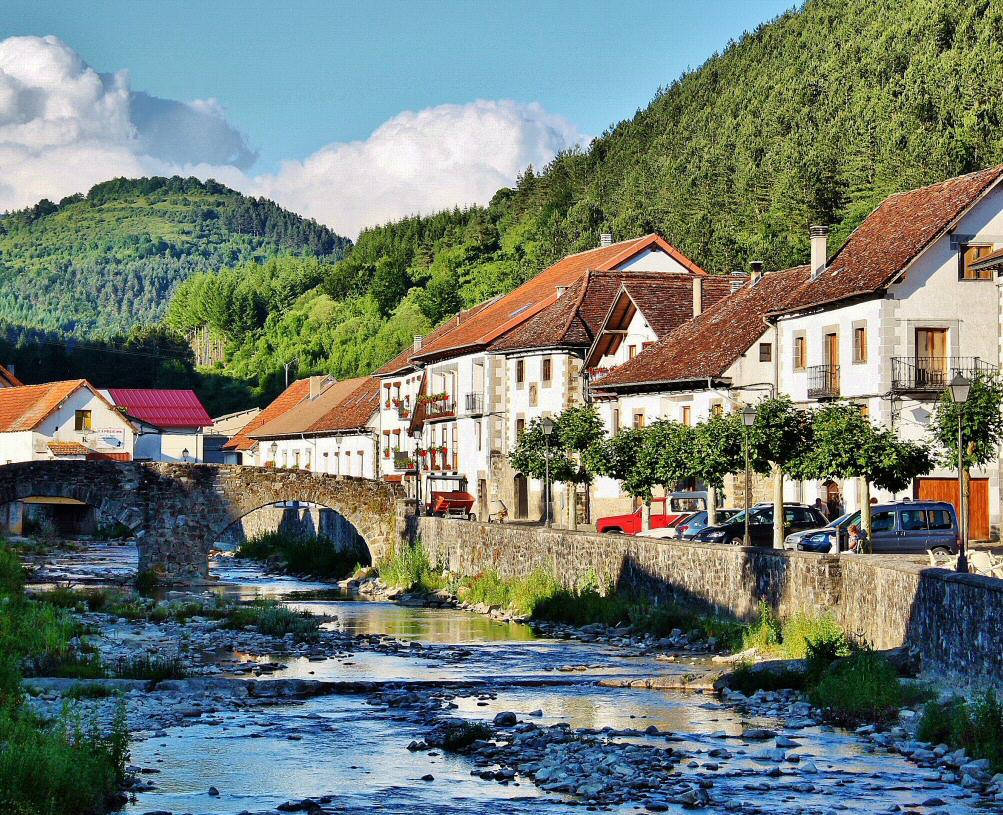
[786,500,958,555]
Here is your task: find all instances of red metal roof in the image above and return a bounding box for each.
[107,388,212,428]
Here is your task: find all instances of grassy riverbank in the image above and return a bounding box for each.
[235,531,363,579]
[918,691,1003,772]
[0,543,129,815]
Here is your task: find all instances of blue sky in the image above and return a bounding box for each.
[0,0,795,233]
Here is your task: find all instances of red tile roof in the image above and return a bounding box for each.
[308,376,380,433]
[250,377,374,438]
[106,388,211,428]
[223,378,312,451]
[774,165,1003,315]
[411,234,704,363]
[0,380,131,433]
[595,267,812,390]
[47,441,91,456]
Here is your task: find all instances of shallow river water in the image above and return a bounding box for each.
[28,544,997,815]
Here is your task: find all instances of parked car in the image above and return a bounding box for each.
[637,511,701,539]
[597,491,707,535]
[676,509,740,540]
[784,500,958,555]
[694,504,827,546]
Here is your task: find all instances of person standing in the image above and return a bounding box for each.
[812,497,830,522]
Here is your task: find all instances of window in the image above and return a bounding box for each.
[632,411,645,429]
[542,357,552,384]
[858,403,870,419]
[628,345,638,360]
[871,510,896,532]
[711,403,724,417]
[681,406,691,426]
[611,408,620,435]
[759,342,772,362]
[529,383,538,407]
[475,420,482,452]
[960,243,994,280]
[899,509,927,531]
[516,417,526,438]
[793,336,807,370]
[74,409,92,431]
[927,509,953,530]
[515,359,525,387]
[853,326,867,363]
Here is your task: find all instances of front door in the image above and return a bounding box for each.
[514,474,529,519]
[916,328,948,387]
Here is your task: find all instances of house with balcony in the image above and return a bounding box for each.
[770,166,1003,538]
[590,265,809,517]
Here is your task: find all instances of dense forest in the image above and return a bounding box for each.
[0,176,349,336]
[8,0,1003,413]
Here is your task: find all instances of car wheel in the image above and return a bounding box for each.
[467,512,477,522]
[729,536,744,546]
[605,528,623,535]
[931,546,951,556]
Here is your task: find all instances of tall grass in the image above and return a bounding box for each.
[918,690,1003,772]
[0,541,129,814]
[378,542,448,592]
[742,601,847,660]
[222,598,321,637]
[236,531,363,579]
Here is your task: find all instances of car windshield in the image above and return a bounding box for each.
[830,511,859,529]
[726,507,771,525]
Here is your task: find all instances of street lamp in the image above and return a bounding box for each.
[181,448,190,463]
[949,373,971,573]
[541,417,556,528]
[270,441,279,467]
[741,405,757,547]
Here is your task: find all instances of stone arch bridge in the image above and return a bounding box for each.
[0,461,410,580]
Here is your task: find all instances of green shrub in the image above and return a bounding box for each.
[64,683,120,700]
[134,570,160,593]
[461,570,513,609]
[94,521,132,541]
[742,601,782,652]
[38,587,117,613]
[809,650,903,724]
[378,542,446,592]
[223,599,321,637]
[918,691,1003,772]
[780,611,846,660]
[726,661,808,694]
[236,531,362,579]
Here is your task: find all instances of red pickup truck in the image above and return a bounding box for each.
[597,492,707,535]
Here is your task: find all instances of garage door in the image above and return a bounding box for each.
[916,477,990,541]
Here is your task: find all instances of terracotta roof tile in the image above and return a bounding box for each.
[250,377,361,439]
[412,234,703,362]
[775,165,1003,314]
[47,441,91,456]
[0,380,92,432]
[307,377,379,433]
[596,267,812,390]
[223,378,312,451]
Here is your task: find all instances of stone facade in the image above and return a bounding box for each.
[0,461,408,580]
[418,517,1003,688]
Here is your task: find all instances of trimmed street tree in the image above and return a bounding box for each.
[802,401,932,544]
[930,373,1003,543]
[692,412,745,526]
[509,405,605,529]
[746,396,814,548]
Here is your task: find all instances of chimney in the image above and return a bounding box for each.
[309,375,326,399]
[750,260,764,284]
[692,277,703,317]
[413,335,423,352]
[730,275,746,293]
[599,232,614,248]
[810,225,829,278]
[556,285,568,298]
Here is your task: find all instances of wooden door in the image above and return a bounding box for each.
[825,332,839,367]
[514,474,528,519]
[916,476,990,541]
[916,328,948,386]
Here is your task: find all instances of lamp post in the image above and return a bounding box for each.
[949,373,971,573]
[181,448,190,463]
[541,417,555,528]
[741,405,757,547]
[270,441,279,468]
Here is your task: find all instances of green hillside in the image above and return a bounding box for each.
[0,176,350,336]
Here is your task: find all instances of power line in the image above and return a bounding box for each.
[5,334,191,361]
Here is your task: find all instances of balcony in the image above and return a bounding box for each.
[395,403,411,420]
[464,393,484,415]
[393,450,416,470]
[424,396,455,419]
[807,364,840,399]
[891,357,998,393]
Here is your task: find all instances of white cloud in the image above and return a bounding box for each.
[253,100,584,236]
[0,35,585,237]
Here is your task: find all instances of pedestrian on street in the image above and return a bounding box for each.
[812,497,829,521]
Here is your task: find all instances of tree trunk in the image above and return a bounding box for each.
[859,476,871,552]
[641,500,651,532]
[567,484,578,531]
[772,464,784,549]
[706,485,718,527]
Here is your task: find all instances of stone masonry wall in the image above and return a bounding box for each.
[418,517,1003,688]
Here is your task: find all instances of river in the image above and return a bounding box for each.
[26,543,995,815]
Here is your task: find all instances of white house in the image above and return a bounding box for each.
[102,388,212,462]
[0,379,137,464]
[767,166,1003,538]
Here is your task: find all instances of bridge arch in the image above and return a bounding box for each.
[0,461,410,581]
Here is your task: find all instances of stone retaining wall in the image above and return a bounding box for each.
[418,517,1003,688]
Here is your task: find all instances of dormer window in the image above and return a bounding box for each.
[960,243,994,280]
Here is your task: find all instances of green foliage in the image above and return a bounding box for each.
[726,662,809,695]
[747,396,813,476]
[692,413,745,490]
[742,601,783,652]
[109,654,190,681]
[378,541,447,592]
[917,691,1003,772]
[235,531,365,579]
[809,650,903,725]
[222,599,321,637]
[930,373,1003,471]
[509,406,605,486]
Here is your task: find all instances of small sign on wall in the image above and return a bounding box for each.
[93,428,124,448]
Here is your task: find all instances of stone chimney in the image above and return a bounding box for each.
[810,225,829,278]
[750,260,764,283]
[600,232,614,248]
[413,335,423,352]
[692,277,703,317]
[309,375,326,400]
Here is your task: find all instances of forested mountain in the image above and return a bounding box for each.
[167,0,1003,405]
[0,176,349,336]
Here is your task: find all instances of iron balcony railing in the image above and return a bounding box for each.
[891,357,998,392]
[464,393,484,414]
[425,397,455,418]
[807,364,840,399]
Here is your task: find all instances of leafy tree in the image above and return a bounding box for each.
[746,397,814,548]
[692,412,745,525]
[803,402,932,543]
[930,374,1003,542]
